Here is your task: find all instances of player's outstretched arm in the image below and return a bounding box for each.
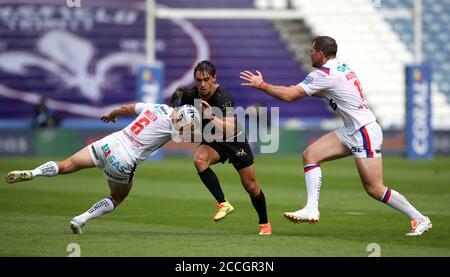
[100,103,137,123]
[240,70,308,102]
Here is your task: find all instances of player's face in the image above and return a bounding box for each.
[172,109,185,131]
[194,71,217,99]
[310,43,322,68]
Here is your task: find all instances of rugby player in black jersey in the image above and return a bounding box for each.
[171,60,271,235]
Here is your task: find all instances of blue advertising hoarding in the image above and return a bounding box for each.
[405,64,433,159]
[136,64,165,161]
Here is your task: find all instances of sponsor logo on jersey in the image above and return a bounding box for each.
[221,102,233,111]
[303,75,314,85]
[159,105,168,115]
[152,105,168,115]
[345,72,358,81]
[343,64,352,71]
[100,143,126,173]
[123,130,144,147]
[351,147,381,154]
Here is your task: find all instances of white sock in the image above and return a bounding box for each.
[303,164,322,211]
[381,188,426,221]
[31,161,59,177]
[76,198,115,224]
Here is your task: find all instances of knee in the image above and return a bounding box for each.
[242,176,260,197]
[302,148,316,165]
[364,184,385,200]
[194,153,210,171]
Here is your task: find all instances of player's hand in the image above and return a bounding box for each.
[100,113,117,123]
[240,70,264,88]
[201,100,214,120]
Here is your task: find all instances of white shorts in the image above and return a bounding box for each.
[335,122,383,159]
[88,134,137,184]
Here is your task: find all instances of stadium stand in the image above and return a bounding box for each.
[0,1,147,121]
[280,0,450,129]
[1,0,447,129]
[158,0,335,121]
[380,0,450,129]
[0,0,335,124]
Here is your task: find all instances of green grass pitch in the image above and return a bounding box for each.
[1,155,449,257]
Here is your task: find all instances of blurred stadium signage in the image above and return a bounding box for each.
[137,65,164,104]
[136,64,164,161]
[0,1,206,122]
[0,131,33,156]
[66,0,81,8]
[405,64,433,159]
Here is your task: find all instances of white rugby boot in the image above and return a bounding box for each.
[69,217,85,235]
[405,216,432,236]
[284,208,320,224]
[5,170,33,184]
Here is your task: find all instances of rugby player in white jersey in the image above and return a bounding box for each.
[240,36,431,236]
[5,101,200,234]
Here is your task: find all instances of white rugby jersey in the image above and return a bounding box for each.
[112,103,174,164]
[298,59,376,134]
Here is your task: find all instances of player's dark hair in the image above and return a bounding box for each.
[194,60,216,77]
[312,36,337,57]
[170,86,189,107]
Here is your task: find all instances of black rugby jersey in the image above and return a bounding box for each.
[181,85,245,142]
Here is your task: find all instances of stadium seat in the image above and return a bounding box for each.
[158,0,336,119]
[289,0,450,129]
[379,0,450,129]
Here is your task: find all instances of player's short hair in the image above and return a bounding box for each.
[170,86,189,107]
[194,60,216,77]
[312,36,337,57]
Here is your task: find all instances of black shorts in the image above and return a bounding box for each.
[201,140,254,171]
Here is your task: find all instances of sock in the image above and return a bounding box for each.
[381,187,426,221]
[303,164,322,211]
[31,161,59,177]
[76,197,115,224]
[198,167,226,203]
[250,190,268,224]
